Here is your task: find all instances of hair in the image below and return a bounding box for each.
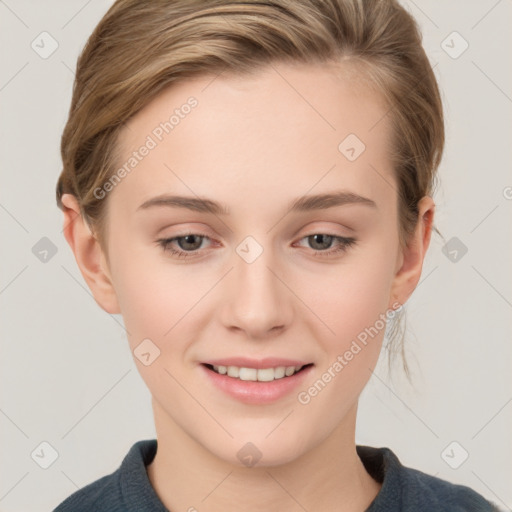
[56,0,444,381]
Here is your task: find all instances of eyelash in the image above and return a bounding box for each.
[156,232,357,260]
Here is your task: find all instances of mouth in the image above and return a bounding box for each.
[202,363,314,382]
[200,360,315,404]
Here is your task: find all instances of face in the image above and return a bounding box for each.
[95,61,409,466]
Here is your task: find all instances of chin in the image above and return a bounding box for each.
[206,429,311,469]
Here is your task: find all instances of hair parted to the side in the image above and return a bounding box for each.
[56,0,444,382]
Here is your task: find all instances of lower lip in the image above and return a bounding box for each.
[200,364,314,405]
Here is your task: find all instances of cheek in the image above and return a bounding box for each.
[109,246,193,349]
[111,258,203,402]
[300,251,397,348]
[294,260,395,428]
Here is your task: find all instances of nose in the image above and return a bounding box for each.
[219,243,293,339]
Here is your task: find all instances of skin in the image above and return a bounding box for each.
[61,61,434,511]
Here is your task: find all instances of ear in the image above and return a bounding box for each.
[389,196,435,308]
[61,193,121,314]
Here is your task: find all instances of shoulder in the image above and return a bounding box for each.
[357,445,501,512]
[53,439,161,512]
[397,463,500,511]
[53,472,119,512]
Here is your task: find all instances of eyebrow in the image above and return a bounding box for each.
[136,190,377,215]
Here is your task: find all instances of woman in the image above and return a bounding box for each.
[54,0,500,510]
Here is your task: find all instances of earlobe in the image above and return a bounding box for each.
[61,194,121,314]
[389,196,435,308]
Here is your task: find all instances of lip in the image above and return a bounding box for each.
[200,361,314,405]
[202,357,309,369]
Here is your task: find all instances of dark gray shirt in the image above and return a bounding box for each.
[53,439,500,511]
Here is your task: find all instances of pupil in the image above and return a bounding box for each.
[181,235,201,250]
[311,234,332,250]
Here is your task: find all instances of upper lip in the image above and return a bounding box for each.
[202,357,312,369]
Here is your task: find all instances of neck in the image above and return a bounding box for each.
[147,401,381,512]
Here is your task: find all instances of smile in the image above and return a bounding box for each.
[206,364,311,382]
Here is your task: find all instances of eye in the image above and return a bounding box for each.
[156,233,212,259]
[156,232,357,260]
[295,234,357,258]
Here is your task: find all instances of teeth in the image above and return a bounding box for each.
[239,367,258,381]
[273,366,285,379]
[257,368,274,382]
[285,366,295,377]
[211,364,304,381]
[227,366,239,378]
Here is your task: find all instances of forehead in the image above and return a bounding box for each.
[111,61,394,218]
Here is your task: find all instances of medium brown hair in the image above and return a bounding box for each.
[56,0,444,379]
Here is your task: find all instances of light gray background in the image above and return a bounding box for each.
[1,1,511,511]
